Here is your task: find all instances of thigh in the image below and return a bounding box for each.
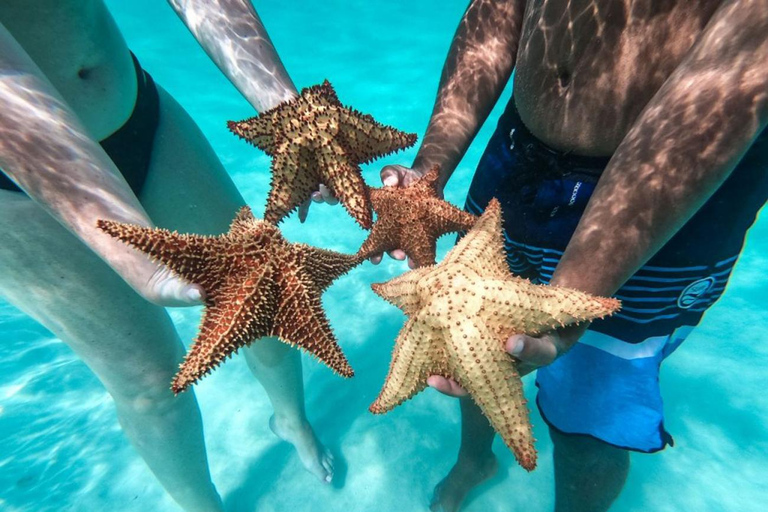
[0,191,184,398]
[139,85,246,235]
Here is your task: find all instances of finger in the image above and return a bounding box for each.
[407,257,417,269]
[427,375,469,397]
[388,249,406,260]
[369,254,383,265]
[311,191,323,203]
[506,334,558,367]
[319,184,338,205]
[298,198,310,223]
[380,165,405,187]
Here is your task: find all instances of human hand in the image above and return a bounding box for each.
[141,262,206,307]
[427,324,589,397]
[297,184,339,223]
[369,164,428,268]
[99,229,206,308]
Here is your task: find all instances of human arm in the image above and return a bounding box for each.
[431,0,768,394]
[371,0,525,266]
[0,22,203,306]
[166,0,337,220]
[381,0,526,192]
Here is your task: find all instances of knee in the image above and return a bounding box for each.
[109,362,185,416]
[550,426,629,470]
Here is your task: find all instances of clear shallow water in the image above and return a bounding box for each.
[1,1,767,511]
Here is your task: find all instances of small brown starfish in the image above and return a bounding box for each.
[369,199,621,470]
[228,80,417,228]
[357,165,477,267]
[98,207,360,393]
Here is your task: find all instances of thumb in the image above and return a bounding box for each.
[380,165,407,187]
[146,265,205,307]
[506,333,558,368]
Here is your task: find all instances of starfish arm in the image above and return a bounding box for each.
[412,165,441,194]
[227,115,277,155]
[271,272,354,377]
[97,220,215,284]
[401,223,438,268]
[318,142,373,228]
[371,266,432,315]
[483,278,621,336]
[227,206,260,235]
[357,220,399,261]
[337,106,417,165]
[171,278,275,393]
[441,198,510,280]
[447,321,537,471]
[430,202,477,236]
[264,144,319,224]
[294,243,361,291]
[370,317,443,414]
[304,79,342,107]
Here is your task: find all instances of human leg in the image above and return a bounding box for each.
[430,397,498,512]
[550,428,629,512]
[0,191,223,512]
[142,85,334,483]
[243,339,334,483]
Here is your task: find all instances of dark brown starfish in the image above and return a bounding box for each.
[98,207,360,393]
[357,165,477,267]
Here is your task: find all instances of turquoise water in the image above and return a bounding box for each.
[1,1,767,511]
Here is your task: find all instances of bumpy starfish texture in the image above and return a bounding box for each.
[98,207,360,393]
[228,80,417,228]
[369,199,620,470]
[357,165,477,267]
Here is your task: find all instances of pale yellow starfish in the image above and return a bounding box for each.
[370,199,620,470]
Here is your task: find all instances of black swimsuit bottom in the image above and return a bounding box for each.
[0,52,160,196]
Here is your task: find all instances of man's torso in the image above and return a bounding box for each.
[513,0,723,156]
[0,0,137,141]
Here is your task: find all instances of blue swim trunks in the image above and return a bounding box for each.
[464,98,768,452]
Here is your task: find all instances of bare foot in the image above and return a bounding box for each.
[269,415,334,484]
[429,455,498,512]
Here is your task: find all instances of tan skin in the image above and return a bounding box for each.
[376,0,768,511]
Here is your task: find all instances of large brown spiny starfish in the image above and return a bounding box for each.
[98,207,360,393]
[357,165,477,267]
[369,199,621,470]
[228,80,417,228]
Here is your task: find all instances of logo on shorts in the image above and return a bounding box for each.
[677,277,715,309]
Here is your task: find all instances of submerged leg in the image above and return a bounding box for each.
[551,427,629,512]
[243,339,334,483]
[0,192,223,512]
[430,397,498,512]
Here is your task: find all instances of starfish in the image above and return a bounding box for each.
[98,207,360,394]
[369,199,621,470]
[228,80,417,228]
[357,165,477,267]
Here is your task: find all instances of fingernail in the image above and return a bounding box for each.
[383,176,398,187]
[510,337,524,355]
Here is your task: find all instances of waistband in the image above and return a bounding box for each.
[506,99,610,183]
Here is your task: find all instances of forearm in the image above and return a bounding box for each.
[412,0,525,189]
[167,0,297,112]
[551,0,768,300]
[0,23,159,288]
